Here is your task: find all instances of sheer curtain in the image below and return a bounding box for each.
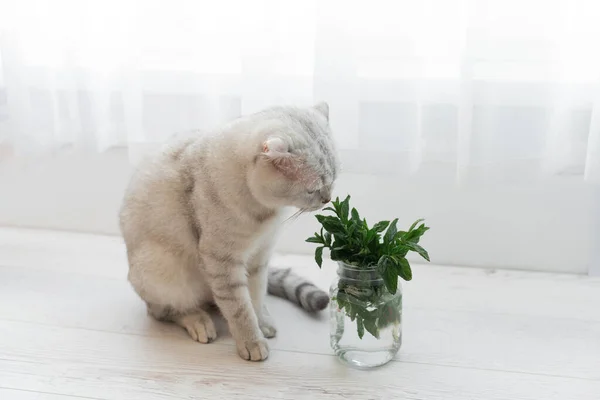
[1,0,599,184]
[1,0,600,273]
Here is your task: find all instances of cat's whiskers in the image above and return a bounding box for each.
[283,208,306,224]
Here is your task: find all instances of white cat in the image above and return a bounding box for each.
[119,103,339,361]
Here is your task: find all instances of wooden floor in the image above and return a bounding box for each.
[0,228,599,400]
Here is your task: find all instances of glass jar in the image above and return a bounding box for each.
[330,261,402,368]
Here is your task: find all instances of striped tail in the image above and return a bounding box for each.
[267,268,329,312]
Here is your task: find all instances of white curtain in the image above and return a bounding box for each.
[1,0,600,184]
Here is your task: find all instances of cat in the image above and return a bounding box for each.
[119,102,339,361]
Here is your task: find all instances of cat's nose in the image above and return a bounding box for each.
[321,197,331,204]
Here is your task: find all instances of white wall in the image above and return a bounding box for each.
[0,149,597,274]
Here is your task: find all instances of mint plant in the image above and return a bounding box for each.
[306,195,430,339]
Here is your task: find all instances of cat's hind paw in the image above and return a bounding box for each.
[177,312,217,344]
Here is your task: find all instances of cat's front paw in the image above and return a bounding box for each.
[259,319,277,338]
[258,305,277,338]
[236,337,269,361]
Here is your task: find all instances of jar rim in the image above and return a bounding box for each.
[336,261,378,271]
[334,261,403,291]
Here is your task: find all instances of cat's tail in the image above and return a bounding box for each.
[267,268,329,312]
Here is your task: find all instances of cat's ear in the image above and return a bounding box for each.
[314,102,329,122]
[262,136,288,156]
[262,136,303,179]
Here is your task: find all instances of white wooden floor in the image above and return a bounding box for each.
[0,228,599,400]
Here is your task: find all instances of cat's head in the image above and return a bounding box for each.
[248,102,339,211]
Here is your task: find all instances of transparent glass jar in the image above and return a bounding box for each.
[330,261,402,368]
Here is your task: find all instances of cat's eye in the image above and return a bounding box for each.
[307,189,317,194]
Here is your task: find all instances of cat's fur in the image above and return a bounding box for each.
[119,103,339,361]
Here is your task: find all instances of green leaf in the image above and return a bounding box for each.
[377,255,398,294]
[404,223,429,243]
[315,246,324,268]
[409,218,425,232]
[391,242,410,258]
[356,316,365,339]
[365,229,377,244]
[377,255,391,272]
[358,247,370,255]
[363,317,380,339]
[405,242,430,262]
[336,291,348,309]
[383,267,398,294]
[351,208,360,223]
[372,220,390,233]
[323,232,332,247]
[331,197,342,215]
[384,218,398,243]
[340,195,350,222]
[330,248,351,261]
[393,230,407,240]
[397,257,412,281]
[347,223,356,237]
[305,236,323,244]
[323,207,337,213]
[318,216,345,234]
